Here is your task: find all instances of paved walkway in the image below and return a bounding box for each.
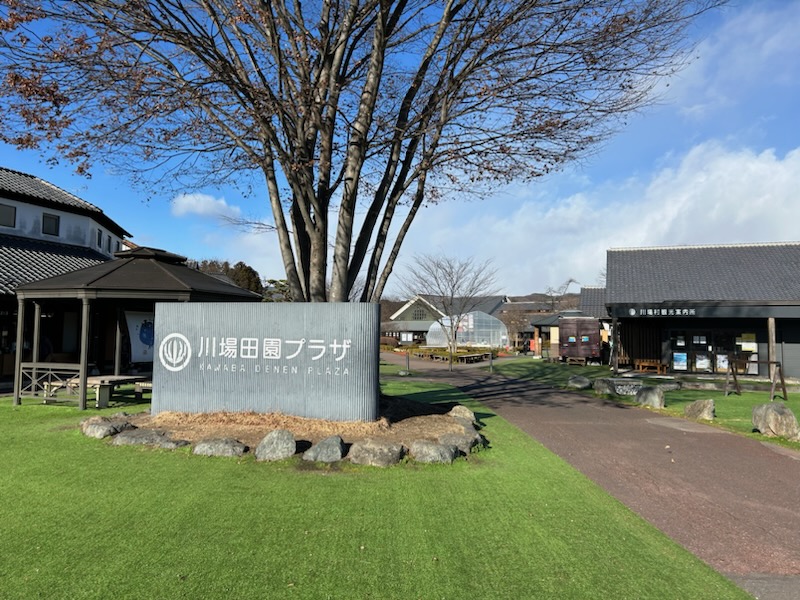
[382,353,800,600]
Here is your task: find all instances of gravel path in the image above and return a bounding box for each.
[382,353,800,599]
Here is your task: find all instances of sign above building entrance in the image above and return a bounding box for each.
[628,307,697,317]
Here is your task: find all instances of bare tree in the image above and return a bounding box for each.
[0,1,723,302]
[545,277,578,312]
[399,253,499,368]
[496,309,532,350]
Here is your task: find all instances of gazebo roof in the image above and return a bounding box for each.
[14,246,262,301]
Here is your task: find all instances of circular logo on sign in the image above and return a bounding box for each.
[628,308,636,316]
[159,333,192,372]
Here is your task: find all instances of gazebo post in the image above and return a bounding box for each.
[114,308,122,376]
[612,317,619,375]
[12,297,25,406]
[32,302,41,396]
[78,298,91,410]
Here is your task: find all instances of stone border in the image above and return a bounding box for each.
[79,405,488,467]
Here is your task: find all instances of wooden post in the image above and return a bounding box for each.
[32,302,41,397]
[767,317,776,381]
[612,317,619,375]
[32,302,41,361]
[12,297,25,406]
[78,298,91,410]
[114,308,123,376]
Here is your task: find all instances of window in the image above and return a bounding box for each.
[42,213,60,236]
[106,235,111,252]
[0,204,15,228]
[97,229,103,247]
[412,307,426,320]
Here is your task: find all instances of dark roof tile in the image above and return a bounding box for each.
[579,286,608,318]
[0,166,102,211]
[0,233,108,295]
[419,294,506,316]
[606,242,800,303]
[15,245,262,301]
[0,167,130,237]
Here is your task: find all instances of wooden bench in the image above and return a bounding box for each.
[634,359,666,375]
[456,353,490,364]
[43,377,79,397]
[566,357,587,366]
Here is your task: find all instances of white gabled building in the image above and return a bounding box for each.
[0,167,130,376]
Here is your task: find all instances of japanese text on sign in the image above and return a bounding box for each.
[196,336,352,361]
[630,307,696,317]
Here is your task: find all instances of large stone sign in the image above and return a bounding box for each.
[152,303,380,421]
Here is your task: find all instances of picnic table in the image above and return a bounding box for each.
[456,353,491,364]
[46,374,151,408]
[409,351,491,364]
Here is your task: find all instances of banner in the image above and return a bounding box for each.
[126,311,156,362]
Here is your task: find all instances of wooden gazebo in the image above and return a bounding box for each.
[13,247,261,409]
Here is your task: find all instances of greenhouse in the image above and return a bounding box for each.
[425,311,509,348]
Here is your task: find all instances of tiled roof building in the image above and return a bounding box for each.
[605,242,800,378]
[0,166,130,374]
[0,233,107,295]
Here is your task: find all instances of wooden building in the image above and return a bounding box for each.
[606,242,800,378]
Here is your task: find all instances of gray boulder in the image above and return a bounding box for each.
[448,405,476,423]
[80,416,136,439]
[593,378,617,395]
[636,386,665,409]
[409,440,459,464]
[613,380,645,396]
[255,429,297,462]
[752,403,800,440]
[438,430,485,454]
[303,435,345,463]
[348,439,405,467]
[567,375,592,390]
[192,438,247,457]
[657,381,682,392]
[111,429,190,450]
[451,416,479,434]
[684,399,715,421]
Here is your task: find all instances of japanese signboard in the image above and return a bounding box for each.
[627,307,697,317]
[152,302,380,421]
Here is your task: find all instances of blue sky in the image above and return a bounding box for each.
[2,1,799,297]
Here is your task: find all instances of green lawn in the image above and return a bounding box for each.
[0,376,749,599]
[491,357,800,451]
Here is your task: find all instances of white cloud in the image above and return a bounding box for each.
[215,228,285,281]
[668,2,800,118]
[171,193,242,219]
[395,142,800,296]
